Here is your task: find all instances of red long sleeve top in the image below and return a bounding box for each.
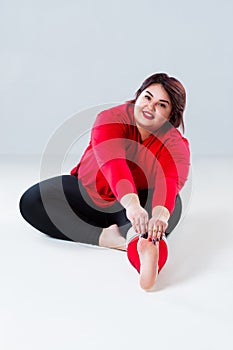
[70,103,190,214]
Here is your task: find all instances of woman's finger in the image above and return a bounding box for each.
[133,213,147,234]
[151,224,158,240]
[134,222,140,233]
[147,227,153,239]
[156,224,163,240]
[139,222,147,234]
[139,215,147,233]
[148,223,157,239]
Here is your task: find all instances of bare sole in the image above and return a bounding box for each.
[137,237,159,291]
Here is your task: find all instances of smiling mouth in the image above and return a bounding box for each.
[142,111,154,120]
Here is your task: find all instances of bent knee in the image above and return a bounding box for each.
[19,184,41,221]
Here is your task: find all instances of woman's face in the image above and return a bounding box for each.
[134,83,173,134]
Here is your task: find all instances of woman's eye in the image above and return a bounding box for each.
[159,103,166,108]
[145,95,151,100]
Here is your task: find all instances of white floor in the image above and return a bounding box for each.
[1,155,233,350]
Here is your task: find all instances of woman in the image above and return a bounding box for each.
[19,73,190,291]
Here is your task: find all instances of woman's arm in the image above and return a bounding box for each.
[92,110,138,202]
[92,110,150,232]
[152,131,190,215]
[148,131,190,240]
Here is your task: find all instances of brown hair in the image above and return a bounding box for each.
[129,73,186,132]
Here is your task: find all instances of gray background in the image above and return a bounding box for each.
[1,2,233,349]
[1,0,233,156]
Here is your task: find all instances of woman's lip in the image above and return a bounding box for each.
[142,111,154,120]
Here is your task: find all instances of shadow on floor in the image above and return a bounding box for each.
[156,209,233,290]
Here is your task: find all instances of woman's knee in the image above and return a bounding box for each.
[166,194,182,235]
[19,184,41,221]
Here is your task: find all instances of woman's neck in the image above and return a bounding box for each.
[137,126,151,142]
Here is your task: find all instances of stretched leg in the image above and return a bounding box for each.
[137,237,159,291]
[127,194,182,291]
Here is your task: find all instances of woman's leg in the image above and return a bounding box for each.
[20,175,182,249]
[129,194,183,291]
[19,176,72,241]
[166,194,182,235]
[19,175,108,245]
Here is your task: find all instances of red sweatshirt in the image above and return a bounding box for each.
[70,103,190,214]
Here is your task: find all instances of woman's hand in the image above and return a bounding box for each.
[126,204,149,234]
[120,193,149,233]
[148,206,170,241]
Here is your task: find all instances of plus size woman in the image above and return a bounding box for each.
[19,72,190,291]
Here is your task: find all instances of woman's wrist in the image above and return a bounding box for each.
[120,193,140,209]
[152,205,170,221]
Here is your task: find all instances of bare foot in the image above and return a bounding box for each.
[137,237,159,291]
[99,224,127,251]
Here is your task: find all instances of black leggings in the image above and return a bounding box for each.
[19,175,182,245]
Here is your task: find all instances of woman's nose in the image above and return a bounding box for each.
[148,100,156,111]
